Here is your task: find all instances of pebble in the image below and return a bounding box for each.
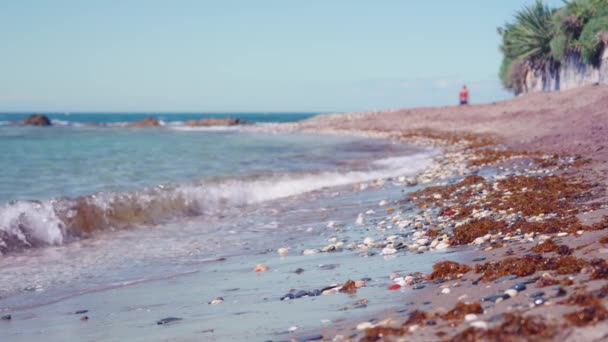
[209,297,224,305]
[464,314,478,321]
[504,289,518,298]
[481,294,509,303]
[441,288,451,294]
[277,248,289,256]
[512,282,527,292]
[288,325,298,332]
[253,264,268,272]
[557,232,568,237]
[413,284,425,290]
[470,321,489,329]
[303,249,319,255]
[356,322,374,330]
[1,315,11,320]
[472,257,486,262]
[356,214,366,225]
[157,317,183,325]
[382,247,397,255]
[74,310,88,315]
[363,237,374,245]
[435,242,450,250]
[379,200,389,207]
[297,334,324,342]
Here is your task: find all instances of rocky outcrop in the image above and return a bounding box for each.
[127,117,160,127]
[523,48,608,93]
[184,117,246,127]
[23,114,52,126]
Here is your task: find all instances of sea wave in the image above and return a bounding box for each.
[0,152,434,254]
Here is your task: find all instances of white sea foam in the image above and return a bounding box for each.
[0,150,434,252]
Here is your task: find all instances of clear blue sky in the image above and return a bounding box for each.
[0,0,565,112]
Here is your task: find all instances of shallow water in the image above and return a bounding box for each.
[0,117,444,340]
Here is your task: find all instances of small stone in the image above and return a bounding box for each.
[504,289,518,298]
[74,310,88,315]
[472,257,486,262]
[281,293,295,301]
[288,325,298,332]
[1,315,11,320]
[382,247,397,255]
[157,317,182,325]
[356,214,366,225]
[355,280,366,288]
[356,322,374,330]
[433,193,442,199]
[210,297,224,305]
[363,237,374,245]
[277,248,289,256]
[435,242,450,250]
[379,200,389,207]
[80,316,89,321]
[512,282,527,292]
[413,284,425,290]
[470,321,488,329]
[464,314,478,322]
[327,221,336,228]
[297,334,323,342]
[253,264,268,272]
[441,288,451,294]
[473,237,486,245]
[294,268,305,274]
[302,249,319,255]
[557,232,568,237]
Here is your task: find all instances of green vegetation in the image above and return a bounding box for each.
[499,0,608,93]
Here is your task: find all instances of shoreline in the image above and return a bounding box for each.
[281,87,608,341]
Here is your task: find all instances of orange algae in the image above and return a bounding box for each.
[451,219,507,245]
[442,302,483,320]
[531,239,572,255]
[449,313,557,342]
[429,261,471,281]
[564,305,608,326]
[474,255,588,282]
[339,280,357,294]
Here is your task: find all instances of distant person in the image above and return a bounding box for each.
[459,85,469,105]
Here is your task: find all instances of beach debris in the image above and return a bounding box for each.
[253,264,268,272]
[296,333,324,342]
[356,214,366,225]
[156,317,182,325]
[277,247,289,256]
[209,297,224,305]
[388,284,401,290]
[1,314,11,320]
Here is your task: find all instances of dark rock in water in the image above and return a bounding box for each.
[281,293,295,301]
[294,268,305,275]
[23,114,51,126]
[512,282,527,292]
[555,287,567,297]
[127,117,160,127]
[156,317,182,325]
[412,284,425,290]
[531,291,545,298]
[184,117,247,127]
[495,274,518,283]
[481,294,510,303]
[74,310,88,315]
[294,290,309,298]
[297,333,323,342]
[1,314,11,320]
[318,264,339,270]
[309,289,322,296]
[472,257,486,262]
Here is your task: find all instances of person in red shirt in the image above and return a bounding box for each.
[459,85,469,105]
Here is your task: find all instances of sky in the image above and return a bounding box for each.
[0,0,565,113]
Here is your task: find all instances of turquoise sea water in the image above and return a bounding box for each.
[0,113,438,341]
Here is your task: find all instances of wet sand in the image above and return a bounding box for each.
[282,86,608,341]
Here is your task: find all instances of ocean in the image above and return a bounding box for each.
[0,113,438,341]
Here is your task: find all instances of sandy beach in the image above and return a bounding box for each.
[278,85,608,341]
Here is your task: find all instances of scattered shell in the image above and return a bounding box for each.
[470,321,488,329]
[356,322,374,330]
[253,264,268,272]
[464,314,478,322]
[441,288,451,295]
[277,248,289,256]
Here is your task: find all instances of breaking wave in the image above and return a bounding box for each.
[0,152,433,254]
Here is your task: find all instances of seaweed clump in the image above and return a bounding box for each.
[442,302,483,320]
[564,305,608,326]
[451,219,508,245]
[429,261,471,281]
[449,313,557,342]
[531,239,573,255]
[474,255,589,282]
[409,175,488,207]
